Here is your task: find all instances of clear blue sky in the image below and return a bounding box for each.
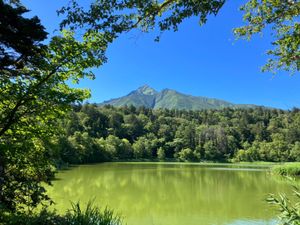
[23,0,300,109]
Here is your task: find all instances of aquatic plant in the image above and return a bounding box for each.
[268,184,300,225]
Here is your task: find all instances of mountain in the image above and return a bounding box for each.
[100,85,257,110]
[101,85,157,108]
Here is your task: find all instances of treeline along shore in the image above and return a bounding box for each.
[49,104,300,165]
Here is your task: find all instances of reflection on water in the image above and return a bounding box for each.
[47,163,291,225]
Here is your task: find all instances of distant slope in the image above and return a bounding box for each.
[154,89,236,110]
[101,85,157,108]
[100,85,258,110]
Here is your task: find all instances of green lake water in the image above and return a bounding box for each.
[47,162,293,225]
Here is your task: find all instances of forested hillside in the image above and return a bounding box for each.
[51,104,300,164]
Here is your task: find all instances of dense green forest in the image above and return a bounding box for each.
[50,104,300,164]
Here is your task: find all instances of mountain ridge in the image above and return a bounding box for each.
[100,85,259,110]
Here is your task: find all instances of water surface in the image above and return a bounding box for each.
[47,162,292,225]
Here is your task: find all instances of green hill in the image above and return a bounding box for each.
[100,85,257,110]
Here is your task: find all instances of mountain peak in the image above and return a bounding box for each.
[161,88,176,93]
[137,85,157,95]
[100,86,258,110]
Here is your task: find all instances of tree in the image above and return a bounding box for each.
[122,114,144,142]
[175,123,196,149]
[203,141,219,160]
[80,104,109,138]
[102,135,133,159]
[234,141,259,162]
[290,142,300,161]
[157,147,166,161]
[234,0,300,73]
[0,1,110,212]
[119,138,134,159]
[0,0,47,70]
[60,0,299,74]
[59,0,225,41]
[178,148,197,162]
[132,137,152,159]
[108,112,125,137]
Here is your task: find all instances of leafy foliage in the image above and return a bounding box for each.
[60,0,300,73]
[267,185,300,225]
[0,1,110,212]
[0,0,47,70]
[58,0,225,41]
[52,104,300,164]
[234,0,300,73]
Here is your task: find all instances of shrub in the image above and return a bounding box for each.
[178,148,197,162]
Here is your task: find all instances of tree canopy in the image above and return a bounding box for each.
[59,0,225,40]
[234,0,300,73]
[0,0,110,211]
[59,0,299,73]
[0,0,47,70]
[52,104,300,164]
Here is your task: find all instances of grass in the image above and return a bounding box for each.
[113,161,277,168]
[0,201,122,225]
[65,201,122,225]
[271,163,300,177]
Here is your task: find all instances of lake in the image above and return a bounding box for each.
[47,162,293,225]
